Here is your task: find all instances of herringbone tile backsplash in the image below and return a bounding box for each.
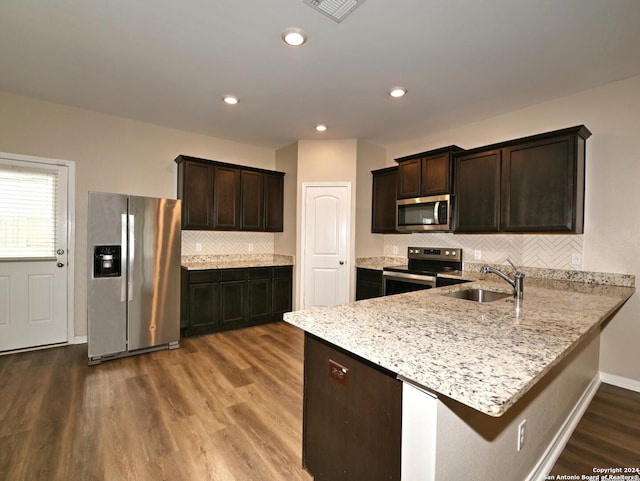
[383,233,584,270]
[182,231,274,256]
[183,231,583,270]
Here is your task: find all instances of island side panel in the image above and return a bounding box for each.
[433,330,600,481]
[401,383,438,481]
[303,333,403,481]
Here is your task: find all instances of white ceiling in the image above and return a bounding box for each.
[1,0,639,150]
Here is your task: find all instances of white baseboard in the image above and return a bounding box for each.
[73,336,87,345]
[600,372,640,393]
[526,374,601,481]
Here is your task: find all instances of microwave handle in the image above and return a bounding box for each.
[434,201,440,225]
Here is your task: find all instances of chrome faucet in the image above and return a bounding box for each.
[480,258,525,299]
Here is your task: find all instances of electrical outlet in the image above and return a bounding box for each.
[195,243,202,252]
[474,250,482,260]
[248,243,254,252]
[392,245,398,255]
[571,253,582,266]
[517,419,526,451]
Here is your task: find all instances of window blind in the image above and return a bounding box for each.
[0,165,58,259]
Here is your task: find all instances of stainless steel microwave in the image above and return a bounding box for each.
[396,194,452,232]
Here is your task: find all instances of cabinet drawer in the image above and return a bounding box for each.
[248,267,272,279]
[220,268,247,282]
[189,270,219,284]
[356,267,382,283]
[273,265,292,278]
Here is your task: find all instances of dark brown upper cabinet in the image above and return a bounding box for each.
[395,145,463,199]
[454,149,502,232]
[240,169,264,230]
[454,125,591,233]
[501,133,586,232]
[175,155,285,232]
[371,166,400,234]
[264,172,284,232]
[213,165,241,230]
[177,159,215,229]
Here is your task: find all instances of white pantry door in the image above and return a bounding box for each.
[0,154,70,352]
[302,183,350,309]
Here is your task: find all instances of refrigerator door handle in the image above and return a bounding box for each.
[128,214,135,302]
[120,214,128,302]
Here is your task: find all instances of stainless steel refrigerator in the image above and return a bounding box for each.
[87,192,182,364]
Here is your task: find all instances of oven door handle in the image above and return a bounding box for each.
[382,271,437,284]
[383,271,437,296]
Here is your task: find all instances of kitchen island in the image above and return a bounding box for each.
[284,273,634,481]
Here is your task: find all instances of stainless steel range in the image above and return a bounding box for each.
[382,247,467,295]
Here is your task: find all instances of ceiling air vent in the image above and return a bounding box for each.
[303,0,366,23]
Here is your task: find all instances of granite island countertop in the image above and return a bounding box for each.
[283,276,634,417]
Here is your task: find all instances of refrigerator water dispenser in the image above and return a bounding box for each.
[93,245,121,277]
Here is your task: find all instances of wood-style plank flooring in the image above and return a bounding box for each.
[549,382,640,477]
[0,322,312,481]
[1,321,638,481]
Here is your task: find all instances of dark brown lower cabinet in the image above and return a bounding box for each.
[181,265,293,337]
[181,269,220,337]
[220,268,246,327]
[247,267,272,322]
[303,334,402,481]
[272,266,293,318]
[355,267,384,300]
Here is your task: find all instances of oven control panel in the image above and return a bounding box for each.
[408,247,462,262]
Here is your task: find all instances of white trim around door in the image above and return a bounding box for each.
[300,182,352,310]
[0,151,76,351]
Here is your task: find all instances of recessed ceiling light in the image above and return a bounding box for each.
[222,95,239,105]
[389,87,407,98]
[281,27,308,47]
[315,124,327,132]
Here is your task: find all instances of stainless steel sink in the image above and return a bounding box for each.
[441,288,512,303]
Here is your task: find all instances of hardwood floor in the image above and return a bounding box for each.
[1,322,638,481]
[549,382,640,477]
[0,322,312,481]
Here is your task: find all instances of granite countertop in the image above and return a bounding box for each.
[182,254,294,270]
[283,276,634,417]
[356,256,407,270]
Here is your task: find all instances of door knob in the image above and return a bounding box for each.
[339,261,345,265]
[57,262,65,268]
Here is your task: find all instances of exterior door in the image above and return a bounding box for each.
[0,154,70,352]
[302,184,350,309]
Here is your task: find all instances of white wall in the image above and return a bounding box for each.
[355,141,387,257]
[275,142,300,307]
[384,74,640,384]
[0,90,275,338]
[275,142,298,259]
